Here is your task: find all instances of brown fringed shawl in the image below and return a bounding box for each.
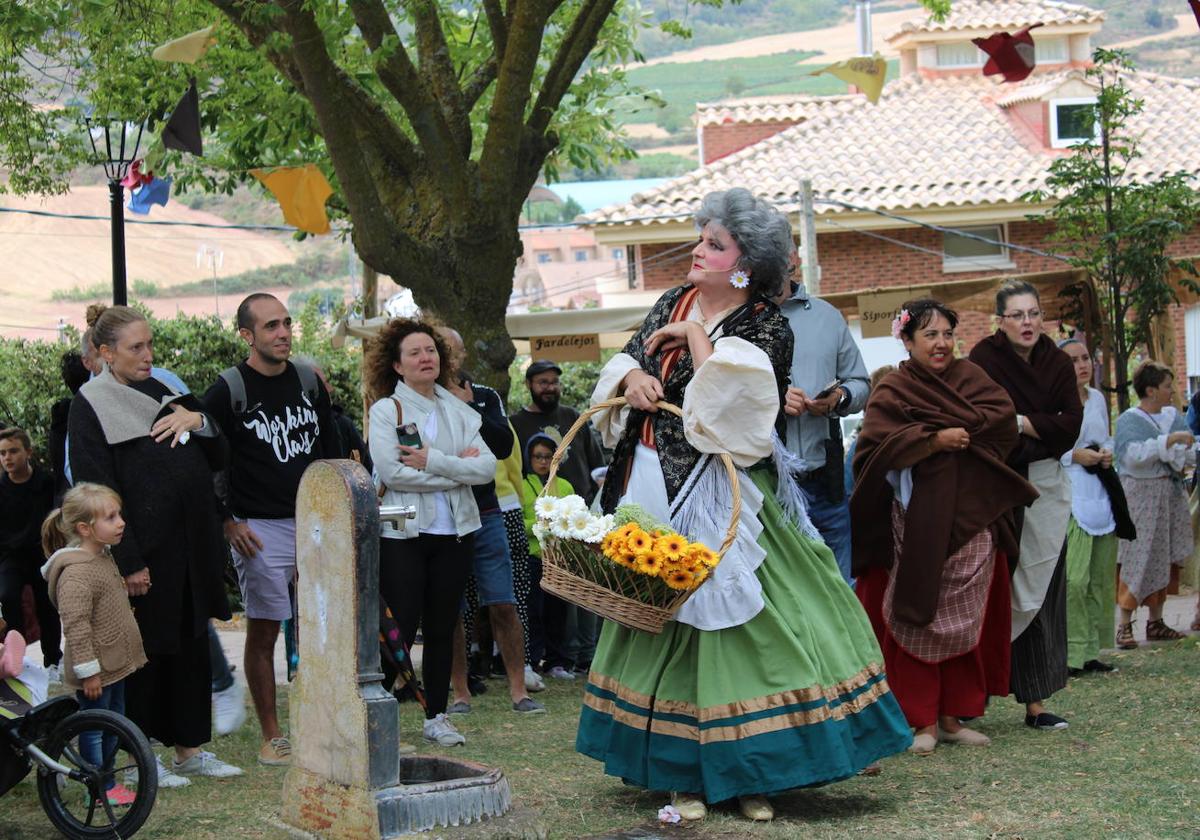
[851,358,1038,626]
[599,283,793,513]
[967,332,1082,468]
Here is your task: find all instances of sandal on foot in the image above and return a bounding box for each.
[1145,619,1185,641]
[669,792,706,821]
[1115,621,1137,649]
[738,795,774,821]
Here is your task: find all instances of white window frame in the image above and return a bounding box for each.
[941,223,1016,273]
[1049,97,1099,149]
[935,42,985,68]
[1034,36,1069,64]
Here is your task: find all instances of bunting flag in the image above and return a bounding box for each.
[162,79,203,156]
[151,23,218,64]
[809,54,887,104]
[250,164,334,235]
[973,23,1044,83]
[127,176,172,215]
[119,160,154,190]
[1192,0,1200,30]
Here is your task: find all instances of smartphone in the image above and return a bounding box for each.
[813,378,845,401]
[396,422,422,449]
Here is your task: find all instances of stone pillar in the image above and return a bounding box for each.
[282,459,399,838]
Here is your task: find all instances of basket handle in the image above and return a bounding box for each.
[541,396,742,560]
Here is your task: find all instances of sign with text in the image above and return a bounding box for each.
[858,289,932,339]
[529,333,602,362]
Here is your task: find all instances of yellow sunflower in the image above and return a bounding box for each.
[601,531,627,558]
[663,568,696,590]
[653,533,688,562]
[687,544,719,569]
[691,565,710,586]
[610,548,638,569]
[614,522,640,542]
[635,551,664,576]
[627,528,655,557]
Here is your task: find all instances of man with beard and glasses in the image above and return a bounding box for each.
[511,361,608,679]
[204,293,337,767]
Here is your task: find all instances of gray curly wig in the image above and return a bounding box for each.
[694,188,795,299]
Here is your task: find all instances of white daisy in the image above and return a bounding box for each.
[568,510,593,535]
[728,269,751,289]
[534,495,560,520]
[561,495,588,515]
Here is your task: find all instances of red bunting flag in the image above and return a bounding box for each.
[119,160,154,190]
[972,23,1044,83]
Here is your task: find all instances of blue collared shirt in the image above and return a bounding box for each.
[778,285,869,470]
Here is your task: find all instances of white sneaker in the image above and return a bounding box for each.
[212,680,247,736]
[547,666,575,681]
[524,665,546,693]
[46,664,62,685]
[148,755,191,788]
[422,713,466,747]
[172,750,244,778]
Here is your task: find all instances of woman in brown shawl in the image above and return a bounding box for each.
[853,299,1037,755]
[968,280,1082,731]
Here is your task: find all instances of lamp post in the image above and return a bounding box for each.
[85,118,144,306]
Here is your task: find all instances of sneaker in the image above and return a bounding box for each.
[258,737,292,766]
[467,674,489,696]
[524,665,545,693]
[172,750,245,778]
[1082,659,1118,674]
[45,664,62,685]
[512,697,546,715]
[1024,712,1069,731]
[547,666,575,681]
[212,680,247,736]
[446,700,472,715]
[422,713,466,747]
[144,755,190,789]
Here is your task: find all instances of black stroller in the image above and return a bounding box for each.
[1,678,157,839]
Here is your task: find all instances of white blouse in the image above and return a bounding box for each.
[1060,387,1116,536]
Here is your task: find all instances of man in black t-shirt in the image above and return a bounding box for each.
[0,427,61,672]
[203,294,336,766]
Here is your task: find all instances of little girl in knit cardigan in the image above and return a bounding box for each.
[41,482,147,808]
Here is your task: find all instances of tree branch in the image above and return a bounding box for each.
[482,0,508,61]
[408,0,472,155]
[528,0,617,136]
[463,57,498,110]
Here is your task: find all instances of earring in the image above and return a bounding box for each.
[729,270,750,289]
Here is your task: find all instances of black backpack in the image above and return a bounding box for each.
[218,360,320,414]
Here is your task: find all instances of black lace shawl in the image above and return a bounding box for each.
[599,284,793,512]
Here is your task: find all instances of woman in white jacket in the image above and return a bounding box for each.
[366,319,496,747]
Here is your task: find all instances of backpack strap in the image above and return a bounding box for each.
[219,367,246,415]
[291,359,321,405]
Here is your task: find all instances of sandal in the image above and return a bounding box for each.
[1115,621,1137,650]
[1145,619,1185,641]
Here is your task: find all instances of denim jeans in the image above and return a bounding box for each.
[798,472,854,587]
[77,678,126,791]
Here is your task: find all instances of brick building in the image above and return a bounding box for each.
[584,0,1200,391]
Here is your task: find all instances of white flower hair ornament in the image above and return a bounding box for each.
[891,308,912,341]
[728,269,751,290]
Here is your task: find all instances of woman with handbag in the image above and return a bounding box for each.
[365,319,497,748]
[575,189,911,822]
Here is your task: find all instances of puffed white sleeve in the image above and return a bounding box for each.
[682,336,778,467]
[588,352,641,449]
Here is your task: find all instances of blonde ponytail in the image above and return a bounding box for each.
[41,483,123,558]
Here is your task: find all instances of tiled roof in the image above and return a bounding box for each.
[886,0,1105,40]
[582,69,1200,228]
[695,94,861,127]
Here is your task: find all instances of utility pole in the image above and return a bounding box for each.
[798,179,821,296]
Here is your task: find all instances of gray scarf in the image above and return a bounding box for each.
[77,368,183,445]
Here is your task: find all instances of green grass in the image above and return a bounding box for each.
[3,638,1198,838]
[620,52,900,133]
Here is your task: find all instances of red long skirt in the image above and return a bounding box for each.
[858,553,1011,729]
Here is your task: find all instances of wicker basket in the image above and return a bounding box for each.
[538,397,741,634]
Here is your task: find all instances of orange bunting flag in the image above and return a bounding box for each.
[152,23,218,64]
[809,54,887,104]
[250,165,334,235]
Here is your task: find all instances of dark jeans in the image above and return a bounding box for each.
[208,622,233,693]
[526,554,545,667]
[379,534,474,718]
[0,554,62,667]
[77,678,127,792]
[798,472,854,587]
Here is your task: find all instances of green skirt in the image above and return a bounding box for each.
[576,469,912,802]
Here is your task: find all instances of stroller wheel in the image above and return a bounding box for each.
[34,709,157,839]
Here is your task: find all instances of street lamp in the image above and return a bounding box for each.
[85,118,145,306]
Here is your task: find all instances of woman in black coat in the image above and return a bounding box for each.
[69,304,242,781]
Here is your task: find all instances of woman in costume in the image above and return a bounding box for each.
[968,280,1081,731]
[575,188,912,823]
[1113,361,1194,647]
[1058,338,1132,673]
[853,299,1036,755]
[68,305,240,780]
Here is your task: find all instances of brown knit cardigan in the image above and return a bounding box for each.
[44,547,147,690]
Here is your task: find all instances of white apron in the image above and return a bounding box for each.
[1010,458,1071,639]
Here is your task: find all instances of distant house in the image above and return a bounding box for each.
[584,0,1200,387]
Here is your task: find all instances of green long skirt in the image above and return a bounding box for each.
[576,469,913,803]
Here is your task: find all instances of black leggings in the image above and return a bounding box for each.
[379,534,474,718]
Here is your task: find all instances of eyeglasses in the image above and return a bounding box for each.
[531,453,553,462]
[1002,309,1042,322]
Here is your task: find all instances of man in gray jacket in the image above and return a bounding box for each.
[779,282,869,585]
